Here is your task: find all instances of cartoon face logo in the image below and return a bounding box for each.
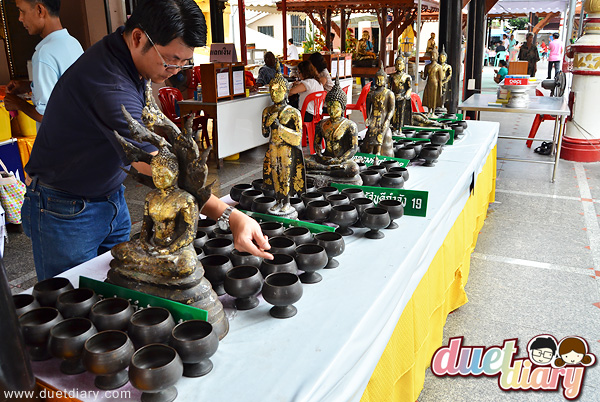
[561,350,584,365]
[553,336,596,368]
[527,335,557,366]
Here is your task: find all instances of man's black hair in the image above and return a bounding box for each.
[529,337,557,353]
[553,33,560,39]
[125,0,207,50]
[288,38,293,44]
[499,60,508,67]
[22,0,60,17]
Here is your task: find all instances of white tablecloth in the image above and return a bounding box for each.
[30,121,499,402]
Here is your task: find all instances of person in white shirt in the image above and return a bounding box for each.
[502,34,510,51]
[287,39,299,60]
[289,61,324,122]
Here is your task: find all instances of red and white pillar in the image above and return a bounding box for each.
[562,1,600,162]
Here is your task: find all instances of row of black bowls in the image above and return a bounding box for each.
[14,278,221,401]
[224,183,405,236]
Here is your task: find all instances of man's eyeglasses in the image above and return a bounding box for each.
[143,30,193,71]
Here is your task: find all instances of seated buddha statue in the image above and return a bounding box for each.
[111,148,198,277]
[306,76,361,186]
[107,86,228,339]
[361,63,395,157]
[354,31,377,63]
[262,65,306,219]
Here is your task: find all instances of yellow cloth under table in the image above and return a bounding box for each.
[361,146,497,402]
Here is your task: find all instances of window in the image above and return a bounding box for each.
[291,15,306,46]
[258,26,274,37]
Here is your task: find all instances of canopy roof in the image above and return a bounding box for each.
[489,0,569,14]
[275,0,439,14]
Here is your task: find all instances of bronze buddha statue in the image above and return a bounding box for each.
[354,31,377,65]
[306,75,361,186]
[107,82,228,340]
[262,65,306,219]
[421,49,444,113]
[439,47,452,112]
[388,55,412,133]
[426,32,437,57]
[361,63,395,157]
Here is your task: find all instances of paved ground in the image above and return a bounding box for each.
[5,60,600,401]
[418,62,600,402]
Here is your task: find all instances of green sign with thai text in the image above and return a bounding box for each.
[352,152,409,167]
[331,183,428,217]
[240,209,335,234]
[79,276,208,323]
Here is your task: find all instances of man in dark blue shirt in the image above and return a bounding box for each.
[23,0,272,280]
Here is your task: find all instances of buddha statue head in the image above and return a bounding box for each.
[325,74,347,119]
[431,49,439,64]
[269,61,288,104]
[439,46,447,64]
[151,148,179,189]
[374,62,387,88]
[361,31,370,41]
[394,54,405,72]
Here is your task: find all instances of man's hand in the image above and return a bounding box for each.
[229,209,273,260]
[7,80,31,95]
[3,93,28,111]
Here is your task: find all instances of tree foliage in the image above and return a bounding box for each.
[507,17,529,31]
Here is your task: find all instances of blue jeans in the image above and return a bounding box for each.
[22,178,131,280]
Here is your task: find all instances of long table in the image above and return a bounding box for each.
[29,121,499,402]
[459,93,569,183]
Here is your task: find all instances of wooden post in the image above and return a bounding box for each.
[282,0,287,60]
[238,0,247,64]
[325,8,332,50]
[379,7,388,66]
[391,8,399,66]
[340,9,347,52]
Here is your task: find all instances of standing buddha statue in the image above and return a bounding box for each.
[388,55,412,133]
[361,63,395,157]
[439,47,452,112]
[421,49,444,113]
[262,64,306,219]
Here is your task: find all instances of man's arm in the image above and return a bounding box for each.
[3,94,43,122]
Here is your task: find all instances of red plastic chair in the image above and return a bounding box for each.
[158,87,183,125]
[346,82,371,122]
[158,87,211,148]
[300,91,327,154]
[526,89,556,148]
[410,93,425,113]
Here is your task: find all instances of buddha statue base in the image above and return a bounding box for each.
[107,244,229,340]
[267,204,298,220]
[307,172,363,188]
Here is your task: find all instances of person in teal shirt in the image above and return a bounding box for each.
[5,0,83,128]
[494,60,508,83]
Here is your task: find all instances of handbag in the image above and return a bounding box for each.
[0,158,26,224]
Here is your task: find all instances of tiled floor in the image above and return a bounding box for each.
[418,62,600,402]
[5,60,599,401]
